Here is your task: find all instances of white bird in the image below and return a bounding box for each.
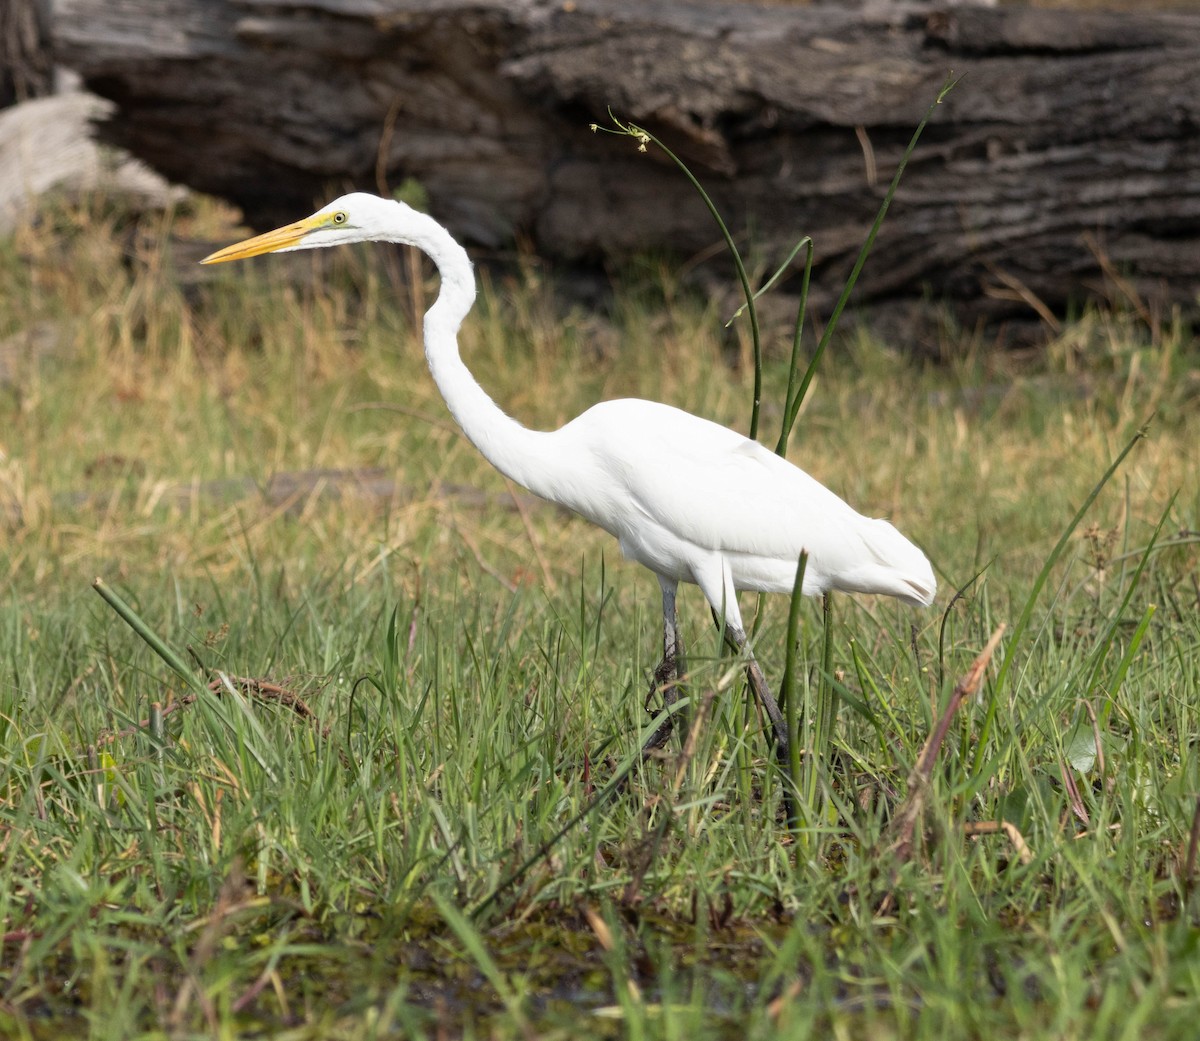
[202,192,936,775]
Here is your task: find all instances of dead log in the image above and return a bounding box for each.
[51,0,1200,326]
[1,0,53,106]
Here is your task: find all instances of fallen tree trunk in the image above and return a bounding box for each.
[1,0,53,106]
[52,0,1200,326]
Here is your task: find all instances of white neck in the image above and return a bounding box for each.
[401,211,564,500]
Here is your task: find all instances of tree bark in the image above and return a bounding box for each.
[51,0,1200,325]
[2,0,54,106]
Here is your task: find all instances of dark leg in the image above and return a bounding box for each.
[697,565,797,819]
[729,618,796,820]
[719,621,790,762]
[715,616,797,821]
[643,579,688,754]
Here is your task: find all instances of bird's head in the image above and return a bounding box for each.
[200,193,416,264]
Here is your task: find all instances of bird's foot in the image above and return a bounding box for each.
[641,652,682,755]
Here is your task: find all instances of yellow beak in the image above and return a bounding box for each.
[200,215,322,264]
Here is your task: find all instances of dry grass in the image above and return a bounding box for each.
[3,194,1195,609]
[1,192,1198,1040]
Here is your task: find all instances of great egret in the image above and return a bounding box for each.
[202,192,936,776]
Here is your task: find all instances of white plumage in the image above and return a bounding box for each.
[203,192,936,770]
[548,398,935,617]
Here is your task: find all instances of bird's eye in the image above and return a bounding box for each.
[333,212,347,224]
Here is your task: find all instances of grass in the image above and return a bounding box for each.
[0,189,1198,1039]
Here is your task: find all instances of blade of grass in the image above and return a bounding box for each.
[801,594,838,831]
[1095,493,1172,648]
[781,551,809,835]
[469,698,689,922]
[816,594,837,780]
[972,420,1150,774]
[433,892,532,1037]
[92,577,206,696]
[778,73,961,452]
[775,240,814,456]
[1102,603,1155,724]
[598,113,764,438]
[726,236,813,327]
[1067,494,1172,744]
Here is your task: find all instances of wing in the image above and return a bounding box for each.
[556,398,935,604]
[566,399,861,559]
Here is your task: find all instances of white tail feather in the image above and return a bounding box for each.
[839,518,937,606]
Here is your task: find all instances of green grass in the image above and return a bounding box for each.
[1,192,1198,1038]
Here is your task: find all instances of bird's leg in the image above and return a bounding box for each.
[720,621,791,768]
[720,619,797,822]
[642,580,687,753]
